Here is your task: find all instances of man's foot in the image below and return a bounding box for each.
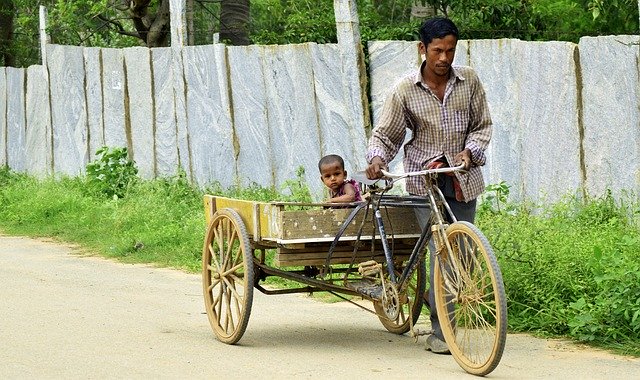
[425,334,451,355]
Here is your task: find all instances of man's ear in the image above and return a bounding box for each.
[344,170,348,178]
[418,41,426,55]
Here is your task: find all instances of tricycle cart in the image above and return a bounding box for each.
[202,166,507,376]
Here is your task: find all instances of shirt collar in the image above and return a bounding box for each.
[413,61,466,85]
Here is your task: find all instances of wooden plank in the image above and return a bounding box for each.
[274,239,419,267]
[274,254,411,267]
[203,195,215,226]
[279,207,420,241]
[208,195,283,240]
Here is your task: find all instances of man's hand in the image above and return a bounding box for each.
[366,156,387,179]
[453,149,472,171]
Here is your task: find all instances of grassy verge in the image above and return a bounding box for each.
[1,164,639,355]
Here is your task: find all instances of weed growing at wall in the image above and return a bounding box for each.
[86,146,138,199]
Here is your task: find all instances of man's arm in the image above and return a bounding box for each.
[465,73,492,166]
[366,91,408,178]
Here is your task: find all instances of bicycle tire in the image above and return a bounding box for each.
[433,221,507,376]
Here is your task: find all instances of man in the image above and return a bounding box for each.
[365,17,492,354]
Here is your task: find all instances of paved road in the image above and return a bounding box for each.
[1,235,639,379]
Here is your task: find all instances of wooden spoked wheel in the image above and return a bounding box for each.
[374,259,426,334]
[202,208,254,344]
[433,221,507,376]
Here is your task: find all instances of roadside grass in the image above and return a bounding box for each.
[1,163,639,355]
[477,185,640,356]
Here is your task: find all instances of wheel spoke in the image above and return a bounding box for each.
[202,209,254,345]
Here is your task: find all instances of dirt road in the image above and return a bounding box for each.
[1,235,638,379]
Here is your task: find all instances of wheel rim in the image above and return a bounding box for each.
[374,259,426,334]
[202,209,254,344]
[434,222,507,376]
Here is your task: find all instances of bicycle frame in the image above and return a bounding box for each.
[328,164,466,296]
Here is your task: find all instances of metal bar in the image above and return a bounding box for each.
[255,263,363,297]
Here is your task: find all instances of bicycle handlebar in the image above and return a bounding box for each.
[380,163,467,181]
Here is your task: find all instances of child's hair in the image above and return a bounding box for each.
[318,154,345,172]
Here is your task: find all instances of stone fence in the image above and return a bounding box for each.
[1,35,639,203]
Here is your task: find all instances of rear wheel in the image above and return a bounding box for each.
[433,221,507,376]
[202,208,254,344]
[374,258,426,334]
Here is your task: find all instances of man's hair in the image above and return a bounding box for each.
[318,154,345,172]
[418,17,459,46]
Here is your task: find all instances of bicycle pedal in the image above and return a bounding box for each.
[358,260,381,276]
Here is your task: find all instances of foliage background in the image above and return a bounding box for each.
[1,0,638,67]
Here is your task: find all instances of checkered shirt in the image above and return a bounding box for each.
[366,63,492,201]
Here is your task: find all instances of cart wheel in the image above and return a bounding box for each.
[374,259,426,334]
[433,221,507,376]
[202,208,254,344]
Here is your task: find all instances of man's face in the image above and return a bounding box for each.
[419,34,457,78]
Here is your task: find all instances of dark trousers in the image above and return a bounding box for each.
[413,177,476,340]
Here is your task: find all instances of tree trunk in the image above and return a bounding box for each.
[146,0,170,47]
[220,0,250,45]
[186,0,194,45]
[0,0,15,66]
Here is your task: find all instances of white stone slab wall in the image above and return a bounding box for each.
[311,43,367,178]
[6,67,26,172]
[47,44,88,175]
[228,45,273,189]
[101,48,128,149]
[580,35,640,199]
[25,66,52,176]
[124,47,155,179]
[151,47,179,178]
[262,44,323,198]
[84,47,105,158]
[3,36,639,203]
[172,48,192,179]
[0,68,6,166]
[468,39,523,198]
[516,41,582,203]
[334,0,369,177]
[183,44,235,188]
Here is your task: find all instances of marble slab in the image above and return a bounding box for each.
[0,68,6,167]
[84,47,104,157]
[124,47,155,179]
[25,65,52,176]
[47,44,88,175]
[6,67,26,172]
[151,47,179,177]
[183,44,235,188]
[228,45,273,189]
[580,35,640,199]
[101,48,128,149]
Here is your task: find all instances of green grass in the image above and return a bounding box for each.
[1,165,639,355]
[477,190,640,356]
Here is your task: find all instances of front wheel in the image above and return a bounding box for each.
[433,221,507,376]
[202,208,254,344]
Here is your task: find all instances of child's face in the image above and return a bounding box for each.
[320,162,347,192]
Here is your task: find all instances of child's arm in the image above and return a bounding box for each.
[328,183,358,203]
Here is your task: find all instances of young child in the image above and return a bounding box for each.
[318,154,362,203]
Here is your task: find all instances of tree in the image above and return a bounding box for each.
[0,0,15,66]
[219,0,250,45]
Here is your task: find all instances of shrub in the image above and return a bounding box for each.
[86,146,138,199]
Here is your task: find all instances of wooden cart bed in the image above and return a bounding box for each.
[204,195,422,266]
